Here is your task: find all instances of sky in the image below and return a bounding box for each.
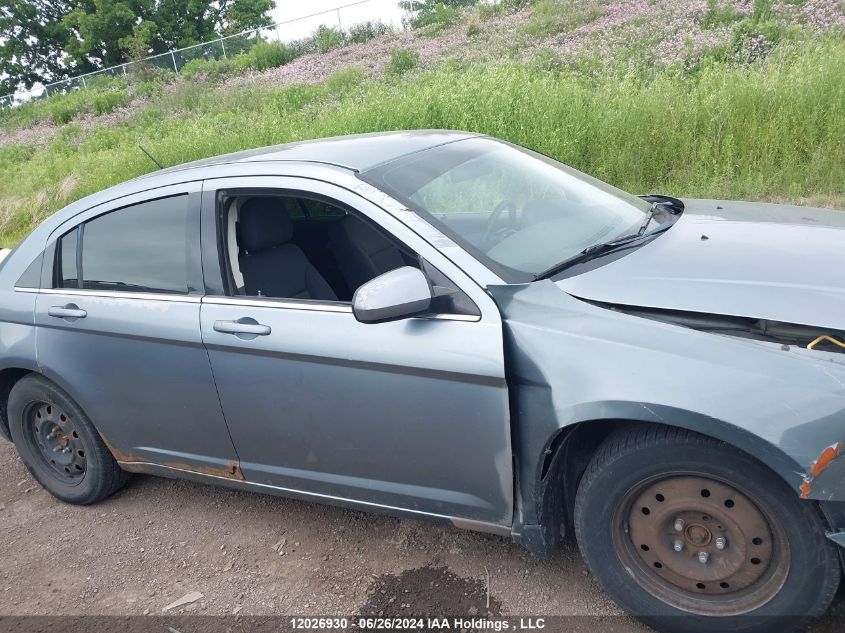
[269,0,406,41]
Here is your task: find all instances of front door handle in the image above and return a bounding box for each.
[48,304,87,320]
[213,318,271,336]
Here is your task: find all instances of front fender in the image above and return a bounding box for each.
[489,282,845,529]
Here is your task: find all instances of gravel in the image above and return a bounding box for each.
[0,438,627,620]
[2,438,845,631]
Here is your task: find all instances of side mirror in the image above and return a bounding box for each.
[352,266,432,324]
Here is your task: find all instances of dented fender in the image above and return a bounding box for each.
[487,281,845,533]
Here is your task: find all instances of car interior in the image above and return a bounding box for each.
[221,193,420,303]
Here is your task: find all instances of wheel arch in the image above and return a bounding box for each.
[518,406,807,558]
[0,365,39,441]
[0,367,103,445]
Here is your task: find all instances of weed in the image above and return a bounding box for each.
[521,0,602,38]
[92,91,129,115]
[401,1,468,33]
[248,40,295,71]
[314,26,347,54]
[387,49,420,77]
[2,3,845,246]
[539,48,564,72]
[325,67,366,94]
[698,0,743,28]
[346,21,393,44]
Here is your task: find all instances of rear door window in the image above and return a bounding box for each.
[55,195,193,294]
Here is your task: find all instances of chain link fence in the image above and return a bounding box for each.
[1,0,388,108]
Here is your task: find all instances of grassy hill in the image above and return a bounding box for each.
[0,0,843,246]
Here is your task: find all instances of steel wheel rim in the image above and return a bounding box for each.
[23,401,87,486]
[612,472,790,615]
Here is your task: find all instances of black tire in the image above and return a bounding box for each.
[574,425,841,633]
[8,374,129,505]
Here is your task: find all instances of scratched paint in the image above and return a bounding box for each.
[800,442,843,499]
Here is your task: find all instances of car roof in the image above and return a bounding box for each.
[135,130,480,181]
[17,131,483,251]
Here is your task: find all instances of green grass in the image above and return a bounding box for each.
[1,18,396,131]
[325,67,367,94]
[520,0,604,38]
[0,37,843,246]
[248,40,296,70]
[402,2,462,34]
[180,41,294,80]
[698,0,744,29]
[92,90,130,115]
[474,0,531,20]
[387,49,420,77]
[0,77,131,128]
[176,22,394,83]
[346,20,394,44]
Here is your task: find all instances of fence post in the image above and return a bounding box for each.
[170,51,178,72]
[122,64,127,76]
[220,38,227,59]
[337,8,342,31]
[81,75,87,88]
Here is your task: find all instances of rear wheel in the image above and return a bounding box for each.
[574,426,840,633]
[8,375,129,504]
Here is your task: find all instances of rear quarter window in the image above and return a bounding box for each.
[15,251,44,288]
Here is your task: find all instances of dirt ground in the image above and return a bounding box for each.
[1,438,843,632]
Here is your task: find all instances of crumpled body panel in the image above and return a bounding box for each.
[488,281,845,530]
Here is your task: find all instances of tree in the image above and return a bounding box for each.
[65,0,275,62]
[0,1,78,93]
[148,0,274,50]
[0,0,275,92]
[398,0,478,29]
[63,0,155,69]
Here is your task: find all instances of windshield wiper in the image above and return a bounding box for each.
[533,209,674,281]
[636,201,659,236]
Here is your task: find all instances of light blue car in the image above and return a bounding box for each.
[0,131,843,633]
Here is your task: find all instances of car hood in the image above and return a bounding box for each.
[555,199,845,331]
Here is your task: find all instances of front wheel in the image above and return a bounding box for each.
[574,426,840,633]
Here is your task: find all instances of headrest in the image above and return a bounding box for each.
[334,213,386,250]
[238,197,293,253]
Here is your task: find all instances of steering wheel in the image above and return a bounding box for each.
[481,200,517,250]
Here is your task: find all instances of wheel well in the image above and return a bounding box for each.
[0,368,33,441]
[535,419,622,550]
[534,419,816,553]
[538,419,800,534]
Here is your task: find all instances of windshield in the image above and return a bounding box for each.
[359,137,654,282]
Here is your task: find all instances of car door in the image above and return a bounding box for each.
[33,183,240,477]
[199,176,513,528]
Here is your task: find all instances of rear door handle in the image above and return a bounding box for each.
[48,304,87,320]
[213,319,271,336]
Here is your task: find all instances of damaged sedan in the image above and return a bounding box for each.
[0,131,842,632]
